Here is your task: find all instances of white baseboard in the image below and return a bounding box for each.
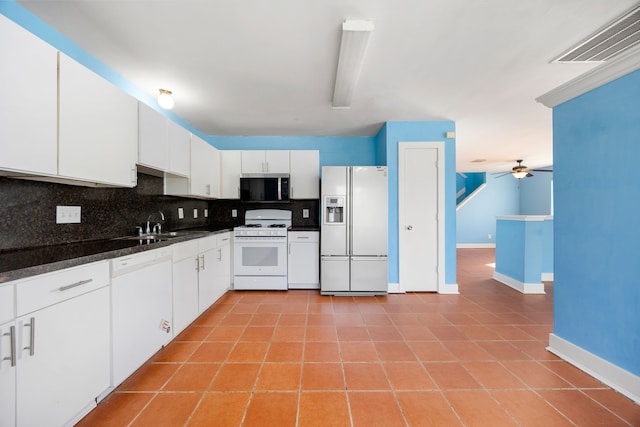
[456,243,496,248]
[388,283,403,294]
[492,271,545,294]
[439,283,459,294]
[548,333,640,404]
[541,272,554,281]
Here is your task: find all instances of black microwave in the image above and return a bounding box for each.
[240,175,290,202]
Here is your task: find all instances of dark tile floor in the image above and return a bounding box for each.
[77,248,640,426]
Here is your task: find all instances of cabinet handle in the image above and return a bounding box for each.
[288,243,291,255]
[195,257,200,272]
[59,278,93,292]
[24,317,35,357]
[2,326,16,367]
[131,166,137,185]
[200,254,205,270]
[237,187,240,198]
[206,184,211,195]
[297,236,310,239]
[217,248,222,261]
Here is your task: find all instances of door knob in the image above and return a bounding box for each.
[406,225,413,230]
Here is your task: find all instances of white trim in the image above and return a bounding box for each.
[548,333,640,404]
[496,215,553,221]
[456,183,487,211]
[387,283,403,294]
[536,45,640,108]
[541,272,554,281]
[398,142,445,293]
[439,283,459,294]
[457,243,496,249]
[492,271,545,294]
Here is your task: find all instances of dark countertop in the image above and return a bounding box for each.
[0,227,232,284]
[288,226,320,232]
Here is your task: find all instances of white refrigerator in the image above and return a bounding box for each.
[320,166,388,295]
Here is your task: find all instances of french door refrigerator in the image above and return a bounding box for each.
[321,166,388,295]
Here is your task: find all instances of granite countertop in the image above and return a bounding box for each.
[0,226,233,284]
[288,226,320,232]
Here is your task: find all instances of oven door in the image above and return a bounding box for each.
[234,239,287,276]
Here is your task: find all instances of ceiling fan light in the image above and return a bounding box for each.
[157,89,174,109]
[512,171,528,179]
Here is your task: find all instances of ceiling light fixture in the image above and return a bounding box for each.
[157,89,174,110]
[332,20,374,109]
[512,170,528,179]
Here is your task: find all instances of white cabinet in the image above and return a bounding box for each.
[0,15,57,176]
[172,240,200,334]
[0,320,16,427]
[58,53,138,187]
[167,119,191,176]
[288,231,320,289]
[172,234,231,335]
[241,150,290,174]
[138,102,169,172]
[221,150,242,199]
[111,248,173,386]
[165,134,220,199]
[12,261,111,427]
[290,150,320,199]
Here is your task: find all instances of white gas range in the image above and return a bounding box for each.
[233,209,292,290]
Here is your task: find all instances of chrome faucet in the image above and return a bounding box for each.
[146,210,165,235]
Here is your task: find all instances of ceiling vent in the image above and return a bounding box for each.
[554,5,640,63]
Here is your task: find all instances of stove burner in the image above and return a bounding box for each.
[244,224,262,228]
[269,224,287,228]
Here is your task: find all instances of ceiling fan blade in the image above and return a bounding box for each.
[491,172,511,178]
[530,170,553,173]
[526,173,533,177]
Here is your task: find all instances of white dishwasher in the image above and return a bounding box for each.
[110,247,172,387]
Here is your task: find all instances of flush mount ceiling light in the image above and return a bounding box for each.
[157,89,174,109]
[332,20,374,109]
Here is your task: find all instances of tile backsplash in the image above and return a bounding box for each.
[0,173,319,251]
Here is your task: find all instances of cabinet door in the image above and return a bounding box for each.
[16,287,110,427]
[138,102,169,171]
[111,260,172,386]
[58,54,138,187]
[290,150,319,199]
[198,248,217,312]
[0,15,57,175]
[265,151,290,174]
[288,232,319,288]
[241,150,267,174]
[172,255,200,334]
[221,150,241,198]
[0,320,16,427]
[190,135,218,198]
[167,120,190,176]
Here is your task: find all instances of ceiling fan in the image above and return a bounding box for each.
[495,160,553,179]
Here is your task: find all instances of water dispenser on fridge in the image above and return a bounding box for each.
[324,196,344,224]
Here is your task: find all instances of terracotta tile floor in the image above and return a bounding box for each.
[77,249,640,426]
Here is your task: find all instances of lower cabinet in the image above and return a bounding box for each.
[111,248,173,387]
[288,231,320,289]
[3,261,111,427]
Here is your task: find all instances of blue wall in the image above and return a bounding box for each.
[381,122,457,286]
[520,168,553,215]
[553,69,640,376]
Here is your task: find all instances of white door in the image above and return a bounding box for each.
[398,142,444,292]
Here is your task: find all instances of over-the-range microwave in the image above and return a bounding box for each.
[240,175,290,202]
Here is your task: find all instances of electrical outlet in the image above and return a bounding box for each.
[56,206,81,224]
[193,208,198,219]
[303,208,309,218]
[178,207,184,219]
[488,233,492,240]
[204,209,208,218]
[232,209,237,218]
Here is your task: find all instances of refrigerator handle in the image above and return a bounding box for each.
[347,167,352,255]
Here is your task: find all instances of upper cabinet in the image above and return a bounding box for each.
[0,15,57,176]
[165,134,219,199]
[58,54,138,187]
[241,150,290,174]
[138,102,190,177]
[290,150,320,199]
[220,150,242,199]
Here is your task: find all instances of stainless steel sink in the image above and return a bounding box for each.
[116,230,207,242]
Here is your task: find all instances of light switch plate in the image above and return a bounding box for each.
[56,206,81,224]
[303,209,309,218]
[193,208,198,219]
[232,209,238,218]
[178,207,184,219]
[204,209,208,218]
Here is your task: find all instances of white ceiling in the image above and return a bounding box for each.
[16,0,639,172]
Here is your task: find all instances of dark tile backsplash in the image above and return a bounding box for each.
[0,173,319,251]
